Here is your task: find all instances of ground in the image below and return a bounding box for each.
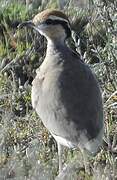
[0,0,117,179]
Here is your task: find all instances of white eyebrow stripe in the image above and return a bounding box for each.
[48,15,71,30]
[48,15,68,22]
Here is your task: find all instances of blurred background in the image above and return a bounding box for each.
[0,0,117,179]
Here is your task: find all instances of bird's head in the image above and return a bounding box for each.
[19,9,71,43]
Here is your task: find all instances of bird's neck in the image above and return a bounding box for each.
[46,37,68,56]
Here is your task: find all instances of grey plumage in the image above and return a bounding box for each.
[32,42,103,154]
[19,9,104,173]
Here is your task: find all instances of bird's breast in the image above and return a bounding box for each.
[31,65,63,115]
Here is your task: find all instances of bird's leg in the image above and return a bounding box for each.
[57,142,63,173]
[81,149,90,175]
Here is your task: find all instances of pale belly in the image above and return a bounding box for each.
[52,127,103,155]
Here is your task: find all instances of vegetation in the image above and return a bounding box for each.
[0,0,117,179]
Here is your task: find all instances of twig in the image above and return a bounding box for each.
[105,90,117,104]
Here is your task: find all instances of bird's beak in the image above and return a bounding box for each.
[18,20,41,34]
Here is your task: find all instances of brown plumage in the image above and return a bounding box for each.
[33,9,70,25]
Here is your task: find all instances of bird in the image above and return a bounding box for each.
[19,9,104,174]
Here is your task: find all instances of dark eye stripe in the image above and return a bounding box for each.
[44,19,53,24]
[44,19,71,38]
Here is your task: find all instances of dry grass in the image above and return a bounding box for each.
[0,0,117,179]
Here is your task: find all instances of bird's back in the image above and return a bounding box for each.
[31,45,103,154]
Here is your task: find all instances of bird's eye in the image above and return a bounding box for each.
[44,19,53,25]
